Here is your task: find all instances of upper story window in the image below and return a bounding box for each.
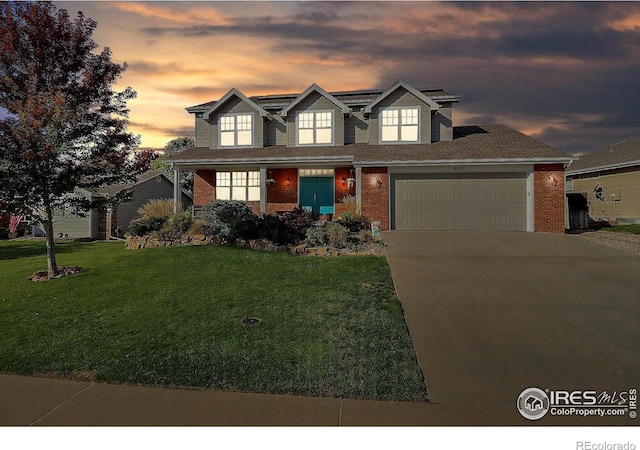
[381,107,419,143]
[297,111,333,145]
[220,114,252,147]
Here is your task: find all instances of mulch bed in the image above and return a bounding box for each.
[28,266,82,281]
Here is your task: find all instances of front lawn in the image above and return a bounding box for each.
[603,224,640,235]
[0,241,425,401]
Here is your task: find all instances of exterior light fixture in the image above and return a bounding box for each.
[286,177,291,187]
[373,176,383,188]
[548,173,559,186]
[342,177,347,185]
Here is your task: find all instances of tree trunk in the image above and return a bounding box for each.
[44,205,58,278]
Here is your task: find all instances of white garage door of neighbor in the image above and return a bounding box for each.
[393,173,527,231]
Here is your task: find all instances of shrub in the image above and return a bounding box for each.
[159,211,193,238]
[137,198,181,219]
[201,200,258,242]
[304,222,350,248]
[256,214,287,244]
[279,207,319,244]
[185,220,207,237]
[128,216,166,237]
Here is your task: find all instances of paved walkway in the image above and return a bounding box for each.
[1,231,638,426]
[382,231,640,426]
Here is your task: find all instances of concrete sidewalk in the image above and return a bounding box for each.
[0,371,625,426]
[0,372,528,426]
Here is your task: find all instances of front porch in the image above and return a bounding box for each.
[188,166,357,218]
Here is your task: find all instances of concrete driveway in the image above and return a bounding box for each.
[382,231,640,424]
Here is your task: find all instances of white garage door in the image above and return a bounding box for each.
[393,173,527,231]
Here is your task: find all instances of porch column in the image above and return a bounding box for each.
[355,166,362,207]
[173,168,181,213]
[260,165,267,214]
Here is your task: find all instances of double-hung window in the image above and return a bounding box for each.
[216,171,260,201]
[297,111,333,145]
[381,107,419,143]
[220,114,253,147]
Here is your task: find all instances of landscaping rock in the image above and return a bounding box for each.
[29,266,82,281]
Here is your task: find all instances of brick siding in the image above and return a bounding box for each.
[360,167,389,230]
[194,170,216,207]
[534,164,565,233]
[267,168,298,204]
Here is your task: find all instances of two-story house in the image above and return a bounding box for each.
[167,79,573,233]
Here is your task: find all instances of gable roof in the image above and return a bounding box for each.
[567,137,640,175]
[279,83,351,118]
[85,170,192,199]
[363,79,440,114]
[186,85,461,115]
[202,88,271,120]
[167,125,573,167]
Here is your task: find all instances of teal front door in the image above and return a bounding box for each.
[300,177,334,214]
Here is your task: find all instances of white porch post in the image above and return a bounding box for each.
[355,166,363,207]
[260,165,267,214]
[173,168,181,214]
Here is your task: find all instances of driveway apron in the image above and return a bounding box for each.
[382,231,640,410]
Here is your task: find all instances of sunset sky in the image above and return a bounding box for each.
[54,1,640,155]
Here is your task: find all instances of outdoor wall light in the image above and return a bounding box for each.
[548,173,559,186]
[341,176,347,185]
[286,177,291,187]
[373,176,383,188]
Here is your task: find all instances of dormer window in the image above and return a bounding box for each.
[297,111,333,145]
[381,107,419,143]
[220,114,253,147]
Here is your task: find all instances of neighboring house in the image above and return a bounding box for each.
[167,79,573,233]
[52,171,192,240]
[566,137,640,224]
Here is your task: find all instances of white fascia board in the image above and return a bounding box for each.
[279,84,351,118]
[171,155,354,167]
[202,88,271,120]
[363,79,441,114]
[357,157,575,167]
[566,160,640,176]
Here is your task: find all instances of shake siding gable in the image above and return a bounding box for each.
[368,88,433,145]
[286,91,344,147]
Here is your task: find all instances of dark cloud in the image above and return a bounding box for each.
[138,1,640,154]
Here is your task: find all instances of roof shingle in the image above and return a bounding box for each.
[167,125,573,166]
[567,137,640,174]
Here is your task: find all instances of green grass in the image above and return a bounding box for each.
[602,224,640,235]
[0,240,426,401]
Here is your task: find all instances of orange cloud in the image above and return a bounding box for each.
[109,1,229,26]
[608,13,640,31]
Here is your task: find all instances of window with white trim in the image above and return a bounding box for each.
[381,107,419,143]
[297,111,333,145]
[220,114,253,147]
[216,171,260,201]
